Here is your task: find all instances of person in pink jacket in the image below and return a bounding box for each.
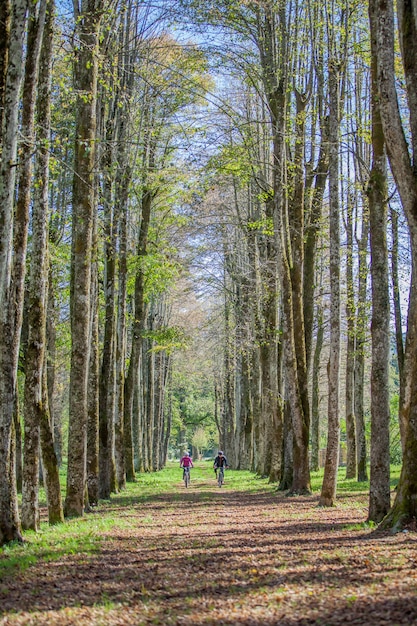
[180,451,194,480]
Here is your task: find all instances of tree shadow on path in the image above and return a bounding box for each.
[1,475,416,625]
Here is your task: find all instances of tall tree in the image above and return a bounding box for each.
[64,0,106,517]
[319,56,342,507]
[24,0,63,528]
[0,0,28,545]
[369,0,417,529]
[19,0,48,531]
[368,11,390,522]
[258,1,311,494]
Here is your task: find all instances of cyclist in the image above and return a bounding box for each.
[213,450,229,479]
[180,451,194,481]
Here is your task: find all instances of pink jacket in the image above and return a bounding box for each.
[180,456,193,468]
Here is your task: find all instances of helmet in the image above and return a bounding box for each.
[218,451,223,455]
[184,452,189,456]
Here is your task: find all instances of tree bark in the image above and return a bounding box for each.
[99,109,117,499]
[0,0,11,141]
[370,0,417,529]
[320,61,341,507]
[310,306,324,472]
[65,0,103,517]
[345,198,357,480]
[124,182,153,481]
[87,212,100,506]
[354,213,370,483]
[368,25,391,522]
[19,0,47,532]
[30,1,63,528]
[390,207,404,384]
[0,0,28,545]
[114,158,130,487]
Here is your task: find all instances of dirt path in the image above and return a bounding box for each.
[1,465,417,625]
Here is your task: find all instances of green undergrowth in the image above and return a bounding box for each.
[0,516,118,579]
[310,464,401,494]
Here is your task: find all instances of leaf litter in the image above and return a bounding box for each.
[1,465,416,626]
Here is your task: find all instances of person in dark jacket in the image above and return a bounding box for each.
[213,450,229,477]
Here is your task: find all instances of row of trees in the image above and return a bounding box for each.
[1,0,417,545]
[176,0,417,528]
[0,0,214,544]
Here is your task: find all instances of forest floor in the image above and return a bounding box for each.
[1,463,417,626]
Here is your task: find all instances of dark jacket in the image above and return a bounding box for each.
[214,454,228,468]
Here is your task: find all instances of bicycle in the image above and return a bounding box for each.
[217,466,225,487]
[183,466,191,488]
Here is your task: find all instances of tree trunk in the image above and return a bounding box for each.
[124,183,153,481]
[390,206,406,453]
[310,306,324,472]
[354,214,370,483]
[87,218,100,506]
[320,61,341,507]
[147,341,156,470]
[14,402,23,493]
[390,207,404,385]
[304,118,329,370]
[259,8,310,494]
[0,0,11,141]
[65,0,102,518]
[269,339,283,484]
[221,264,235,464]
[237,347,253,471]
[162,358,173,466]
[0,0,28,546]
[152,348,162,472]
[99,111,117,499]
[370,0,417,529]
[368,28,391,522]
[39,355,64,525]
[114,163,130,488]
[46,266,61,466]
[345,197,357,480]
[20,0,48,532]
[278,393,293,491]
[37,37,65,525]
[34,61,64,526]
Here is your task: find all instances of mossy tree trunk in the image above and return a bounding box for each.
[368,22,391,522]
[20,0,48,532]
[0,0,27,545]
[25,0,63,527]
[64,0,103,518]
[370,0,417,529]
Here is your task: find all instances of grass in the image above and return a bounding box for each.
[310,464,401,494]
[0,514,123,579]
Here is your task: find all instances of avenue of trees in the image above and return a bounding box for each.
[1,0,417,545]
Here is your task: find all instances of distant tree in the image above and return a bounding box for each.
[192,426,209,459]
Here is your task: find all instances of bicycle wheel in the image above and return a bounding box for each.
[218,469,224,487]
[184,470,190,488]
